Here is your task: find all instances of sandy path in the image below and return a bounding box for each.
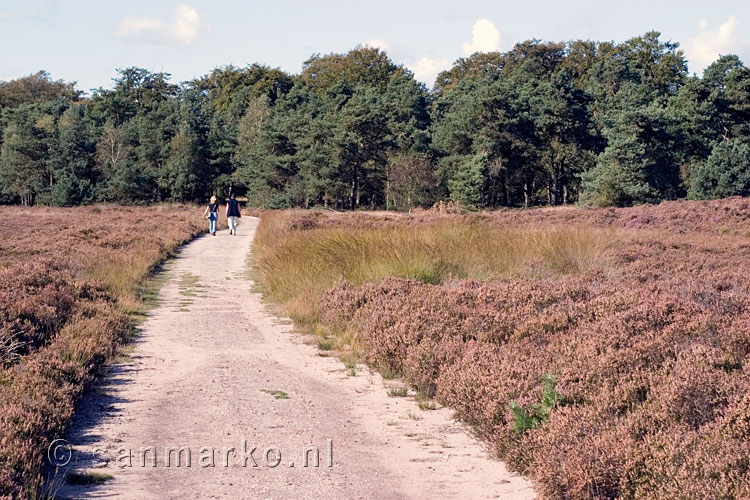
[53,218,535,500]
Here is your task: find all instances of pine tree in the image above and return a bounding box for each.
[689,139,750,200]
[449,155,485,209]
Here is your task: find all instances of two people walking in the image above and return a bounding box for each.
[203,193,241,236]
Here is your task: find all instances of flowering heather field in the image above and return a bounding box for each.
[253,197,750,500]
[0,205,204,498]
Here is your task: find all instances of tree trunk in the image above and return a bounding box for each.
[550,164,560,206]
[523,182,529,209]
[385,166,391,211]
[548,181,553,205]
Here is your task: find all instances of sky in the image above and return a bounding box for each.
[1,0,749,94]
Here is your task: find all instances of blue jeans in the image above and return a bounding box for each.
[208,213,218,233]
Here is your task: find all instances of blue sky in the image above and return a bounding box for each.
[1,0,748,94]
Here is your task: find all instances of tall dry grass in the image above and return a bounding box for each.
[253,210,615,327]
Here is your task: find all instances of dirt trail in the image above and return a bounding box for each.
[54,218,535,500]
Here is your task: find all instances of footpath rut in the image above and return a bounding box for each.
[54,217,535,500]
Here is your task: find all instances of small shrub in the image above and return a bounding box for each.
[510,374,561,434]
[317,337,335,351]
[388,387,408,397]
[417,395,437,410]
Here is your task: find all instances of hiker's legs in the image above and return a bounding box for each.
[228,216,238,234]
[208,214,217,234]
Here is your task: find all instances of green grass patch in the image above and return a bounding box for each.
[379,365,400,380]
[417,394,437,410]
[340,354,358,370]
[510,374,564,434]
[261,389,289,399]
[388,387,408,397]
[65,471,113,485]
[317,337,335,351]
[177,272,201,298]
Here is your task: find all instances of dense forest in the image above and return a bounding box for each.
[1,31,749,209]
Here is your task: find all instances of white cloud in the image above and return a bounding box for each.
[409,18,511,86]
[686,15,743,73]
[117,4,207,46]
[462,18,502,55]
[364,39,390,51]
[171,4,205,45]
[118,17,162,39]
[410,56,452,86]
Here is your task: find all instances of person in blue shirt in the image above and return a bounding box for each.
[203,195,219,236]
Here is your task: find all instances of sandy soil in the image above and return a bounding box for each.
[52,217,535,500]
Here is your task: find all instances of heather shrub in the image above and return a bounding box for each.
[0,306,129,498]
[253,198,750,499]
[0,204,204,498]
[0,261,80,366]
[403,336,465,397]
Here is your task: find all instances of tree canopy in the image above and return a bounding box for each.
[1,33,748,208]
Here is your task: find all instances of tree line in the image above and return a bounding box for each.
[1,31,749,209]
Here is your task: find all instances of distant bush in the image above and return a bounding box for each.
[51,174,95,207]
[689,139,750,200]
[448,155,485,209]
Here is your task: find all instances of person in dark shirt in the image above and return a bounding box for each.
[202,195,219,235]
[226,193,241,235]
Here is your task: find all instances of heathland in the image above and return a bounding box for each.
[253,197,750,500]
[2,197,749,499]
[0,205,204,498]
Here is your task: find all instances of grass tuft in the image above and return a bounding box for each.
[261,389,289,400]
[317,338,335,351]
[65,471,113,486]
[388,387,408,397]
